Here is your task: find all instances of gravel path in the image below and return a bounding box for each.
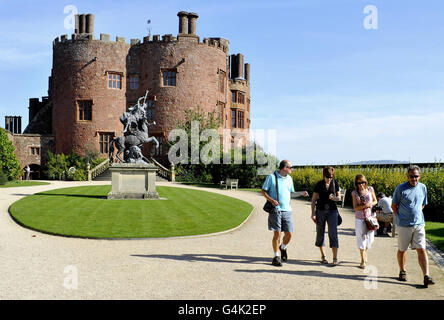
[1,180,443,300]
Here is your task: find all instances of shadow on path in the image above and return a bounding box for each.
[234,269,423,288]
[132,253,423,288]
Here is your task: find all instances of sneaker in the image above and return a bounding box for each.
[424,275,435,288]
[398,270,407,282]
[279,245,288,262]
[272,256,282,267]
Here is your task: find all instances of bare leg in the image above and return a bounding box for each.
[319,246,326,258]
[332,247,338,260]
[272,231,281,253]
[397,250,407,272]
[417,248,429,276]
[282,232,292,246]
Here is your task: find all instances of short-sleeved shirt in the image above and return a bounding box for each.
[314,179,340,211]
[378,197,393,214]
[352,186,375,220]
[392,182,428,227]
[262,170,295,212]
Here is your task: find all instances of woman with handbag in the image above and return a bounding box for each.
[311,166,342,266]
[352,174,378,269]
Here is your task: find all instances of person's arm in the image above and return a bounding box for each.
[391,203,398,216]
[370,188,378,207]
[291,191,309,198]
[261,189,279,207]
[391,187,400,216]
[352,192,372,211]
[311,192,318,223]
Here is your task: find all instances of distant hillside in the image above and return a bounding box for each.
[347,160,410,165]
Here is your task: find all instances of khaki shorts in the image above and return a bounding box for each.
[397,225,426,251]
[376,212,394,223]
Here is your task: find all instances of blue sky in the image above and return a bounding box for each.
[1,0,443,165]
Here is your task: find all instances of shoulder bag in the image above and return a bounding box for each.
[363,188,379,231]
[333,180,343,226]
[263,172,279,214]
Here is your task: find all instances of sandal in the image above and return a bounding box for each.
[332,258,338,266]
[359,262,366,269]
[321,256,328,264]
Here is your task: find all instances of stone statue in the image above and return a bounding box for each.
[109,90,159,164]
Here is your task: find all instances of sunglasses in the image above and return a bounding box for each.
[409,175,420,179]
[325,175,333,179]
[356,181,366,185]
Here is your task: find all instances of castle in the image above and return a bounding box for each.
[4,11,251,178]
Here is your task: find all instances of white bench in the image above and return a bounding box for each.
[339,188,346,208]
[220,178,239,190]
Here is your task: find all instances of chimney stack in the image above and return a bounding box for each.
[85,14,94,34]
[177,11,188,35]
[75,13,94,34]
[187,12,198,35]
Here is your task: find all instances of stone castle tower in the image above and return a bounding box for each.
[24,11,251,166]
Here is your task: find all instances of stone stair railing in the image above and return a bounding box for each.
[147,156,175,182]
[87,159,110,181]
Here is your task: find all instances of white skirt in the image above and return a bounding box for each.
[355,219,375,250]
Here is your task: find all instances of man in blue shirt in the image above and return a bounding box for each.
[262,160,308,266]
[391,165,435,288]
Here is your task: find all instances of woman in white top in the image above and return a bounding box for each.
[352,174,378,269]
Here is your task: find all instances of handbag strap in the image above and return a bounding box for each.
[274,171,279,203]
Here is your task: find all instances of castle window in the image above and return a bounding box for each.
[217,101,225,126]
[238,111,244,129]
[77,100,92,121]
[99,132,113,154]
[30,146,40,156]
[231,109,237,128]
[231,90,245,104]
[162,69,176,87]
[247,98,250,112]
[218,69,226,93]
[108,73,122,89]
[129,76,139,90]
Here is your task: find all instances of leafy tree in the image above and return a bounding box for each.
[45,151,68,180]
[170,107,279,187]
[0,128,22,180]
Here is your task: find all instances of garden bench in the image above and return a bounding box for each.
[339,188,346,208]
[220,178,239,190]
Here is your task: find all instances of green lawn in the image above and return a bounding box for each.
[9,185,253,239]
[425,221,444,252]
[0,180,50,188]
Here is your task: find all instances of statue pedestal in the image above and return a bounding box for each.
[107,163,159,200]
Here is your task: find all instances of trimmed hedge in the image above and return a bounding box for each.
[291,166,444,222]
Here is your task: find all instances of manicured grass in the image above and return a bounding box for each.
[9,185,253,239]
[425,221,444,252]
[239,188,262,193]
[0,180,50,188]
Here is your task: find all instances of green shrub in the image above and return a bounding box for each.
[72,168,87,181]
[0,168,7,185]
[291,166,443,222]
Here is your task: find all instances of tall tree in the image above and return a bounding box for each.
[0,128,22,180]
